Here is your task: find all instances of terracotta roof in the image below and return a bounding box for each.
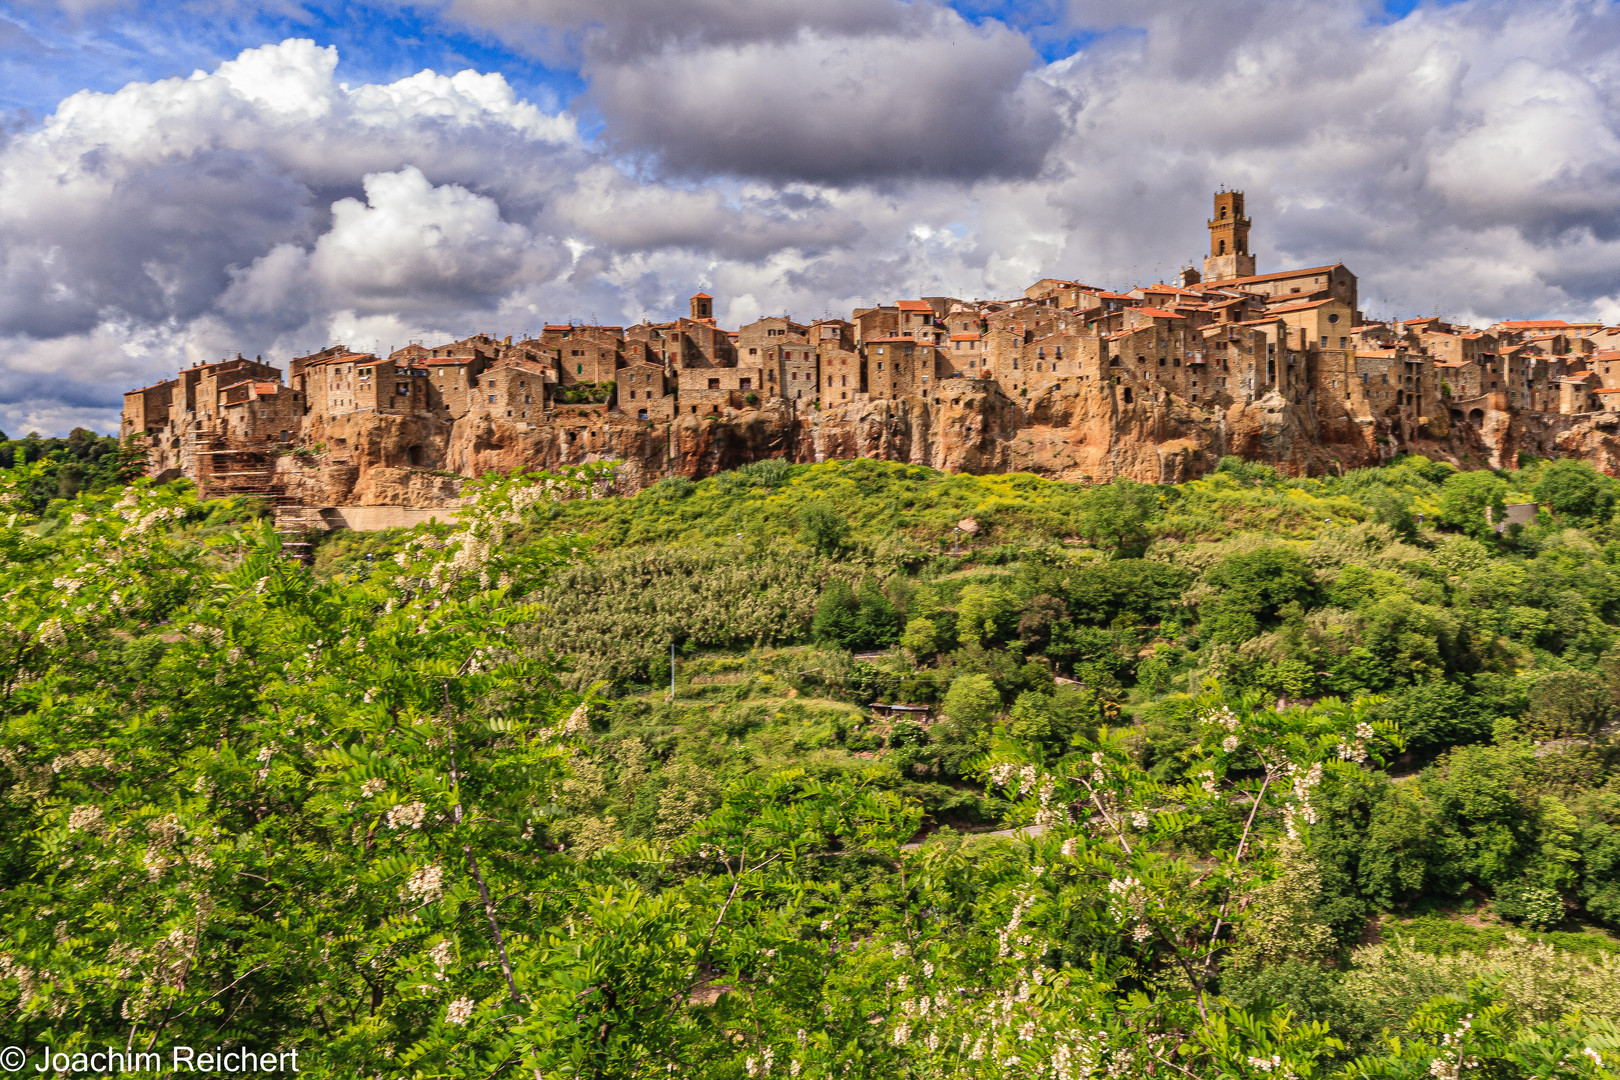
[1140,284,1203,296]
[1098,291,1136,300]
[1497,319,1570,328]
[252,381,280,394]
[1266,297,1339,314]
[422,358,476,366]
[1203,263,1344,287]
[1594,388,1620,395]
[896,300,933,312]
[867,337,921,344]
[1132,307,1185,319]
[950,334,982,341]
[691,292,712,299]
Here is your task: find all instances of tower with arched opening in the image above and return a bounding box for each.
[1203,190,1256,282]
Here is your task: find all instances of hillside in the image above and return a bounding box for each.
[6,454,1620,1077]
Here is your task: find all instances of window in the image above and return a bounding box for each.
[627,390,635,400]
[488,394,496,403]
[739,378,751,390]
[576,364,583,374]
[1327,313,1340,324]
[877,362,884,371]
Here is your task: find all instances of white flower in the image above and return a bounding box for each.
[67,805,102,833]
[445,997,474,1026]
[1131,811,1150,829]
[429,940,454,968]
[561,704,589,735]
[1060,838,1078,857]
[891,1022,910,1047]
[387,802,426,829]
[361,778,387,798]
[404,865,444,903]
[1221,734,1239,754]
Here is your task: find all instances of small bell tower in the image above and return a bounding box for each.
[689,292,714,321]
[1203,190,1256,282]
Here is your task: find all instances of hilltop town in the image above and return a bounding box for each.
[122,193,1620,526]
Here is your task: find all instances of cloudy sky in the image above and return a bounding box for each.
[2,0,1618,435]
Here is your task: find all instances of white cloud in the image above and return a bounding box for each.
[6,2,1620,434]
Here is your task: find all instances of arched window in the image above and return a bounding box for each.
[1218,240,1226,255]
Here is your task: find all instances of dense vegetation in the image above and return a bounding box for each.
[10,451,1620,1076]
[0,427,140,512]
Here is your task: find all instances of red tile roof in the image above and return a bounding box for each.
[1266,297,1339,314]
[1132,307,1186,319]
[1497,320,1570,329]
[1203,264,1344,286]
[950,333,982,341]
[896,300,933,311]
[691,292,712,299]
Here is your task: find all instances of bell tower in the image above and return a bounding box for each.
[689,291,714,321]
[1203,190,1256,282]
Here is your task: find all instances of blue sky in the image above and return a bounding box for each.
[1,0,1444,123]
[0,2,578,122]
[0,0,1616,435]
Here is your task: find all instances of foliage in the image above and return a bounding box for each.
[11,450,1620,1075]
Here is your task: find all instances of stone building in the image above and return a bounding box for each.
[122,191,1620,510]
[619,360,674,420]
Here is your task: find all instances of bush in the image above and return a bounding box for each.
[1493,881,1566,930]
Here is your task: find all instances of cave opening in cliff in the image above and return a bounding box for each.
[407,444,424,466]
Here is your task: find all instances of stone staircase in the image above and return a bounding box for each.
[194,433,323,563]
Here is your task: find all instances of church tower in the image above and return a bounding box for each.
[689,292,714,321]
[1203,190,1256,282]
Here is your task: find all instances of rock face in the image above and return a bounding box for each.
[268,377,1570,508]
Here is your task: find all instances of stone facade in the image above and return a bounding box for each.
[122,197,1620,516]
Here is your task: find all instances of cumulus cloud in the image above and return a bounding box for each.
[5,2,1620,434]
[439,0,920,62]
[584,17,1063,183]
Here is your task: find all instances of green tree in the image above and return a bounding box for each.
[812,577,860,648]
[956,583,1009,648]
[1202,547,1316,643]
[899,616,939,662]
[1439,468,1509,538]
[1074,477,1158,556]
[1532,457,1616,523]
[853,574,902,648]
[942,672,1001,727]
[797,498,850,555]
